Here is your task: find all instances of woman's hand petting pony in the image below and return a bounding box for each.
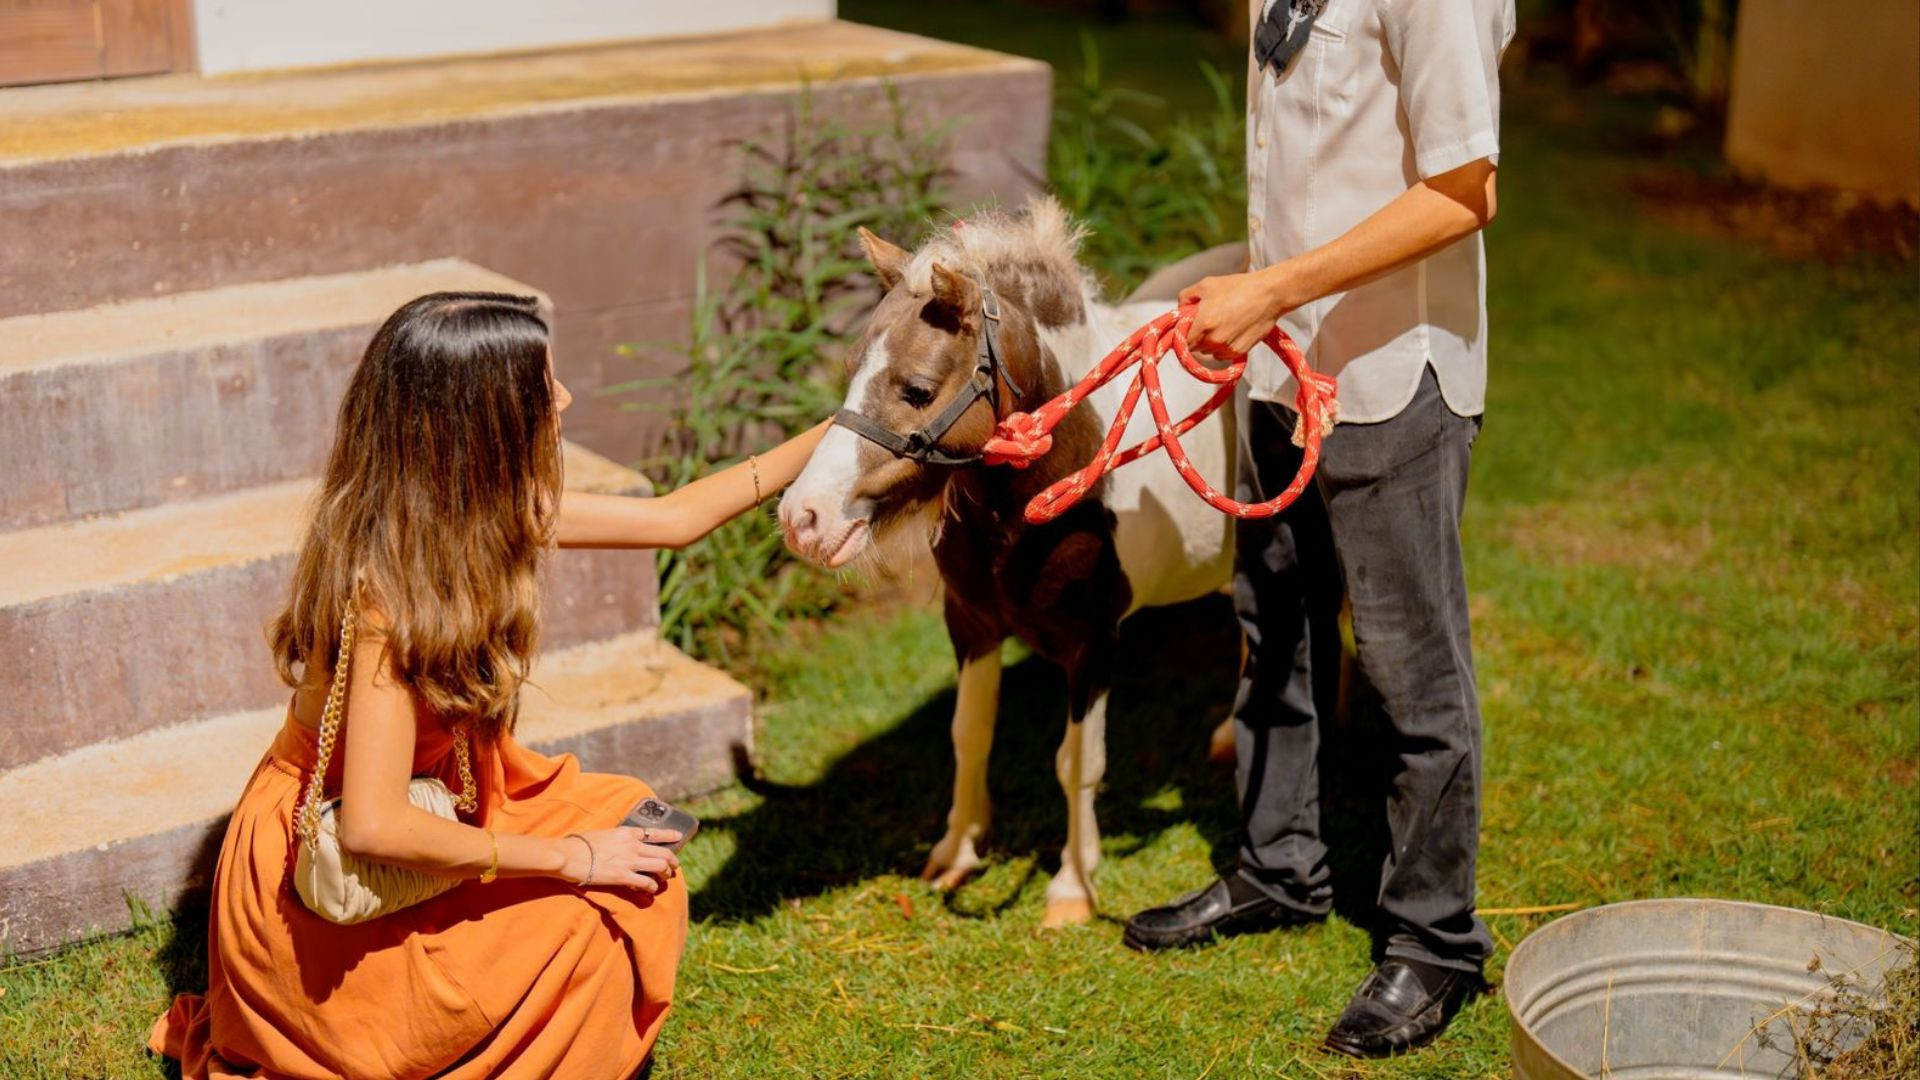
[556,420,832,550]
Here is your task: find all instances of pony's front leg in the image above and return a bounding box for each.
[1042,679,1110,928]
[923,645,1002,891]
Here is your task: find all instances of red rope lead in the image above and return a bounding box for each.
[981,303,1338,525]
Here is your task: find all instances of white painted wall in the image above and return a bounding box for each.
[191,0,836,75]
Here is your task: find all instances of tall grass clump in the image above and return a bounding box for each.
[1049,33,1246,290]
[611,89,951,661]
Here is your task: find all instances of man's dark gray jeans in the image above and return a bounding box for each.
[1232,365,1492,972]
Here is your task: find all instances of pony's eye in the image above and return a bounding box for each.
[901,383,936,409]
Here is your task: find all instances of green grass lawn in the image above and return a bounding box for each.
[5,29,1917,1080]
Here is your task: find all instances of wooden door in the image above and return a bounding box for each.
[0,0,192,87]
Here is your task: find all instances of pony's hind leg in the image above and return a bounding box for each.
[1042,659,1113,928]
[923,644,1002,891]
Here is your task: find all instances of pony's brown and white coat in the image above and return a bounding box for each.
[781,198,1234,924]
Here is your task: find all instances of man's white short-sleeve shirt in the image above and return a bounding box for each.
[1244,0,1515,422]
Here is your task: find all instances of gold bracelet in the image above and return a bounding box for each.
[566,832,595,886]
[749,454,763,503]
[479,829,499,884]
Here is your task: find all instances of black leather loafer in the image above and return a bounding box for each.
[1122,875,1325,952]
[1323,959,1487,1058]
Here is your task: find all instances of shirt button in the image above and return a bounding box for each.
[1256,132,1268,149]
[1249,215,1262,233]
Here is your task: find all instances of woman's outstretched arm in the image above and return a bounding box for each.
[555,420,830,550]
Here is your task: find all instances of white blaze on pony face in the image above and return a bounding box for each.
[779,332,890,568]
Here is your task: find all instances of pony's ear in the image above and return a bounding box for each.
[858,227,910,289]
[928,262,977,314]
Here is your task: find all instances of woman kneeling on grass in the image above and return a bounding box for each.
[150,292,827,1079]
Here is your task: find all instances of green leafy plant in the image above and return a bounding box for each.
[1049,32,1246,291]
[1654,0,1733,112]
[610,87,952,661]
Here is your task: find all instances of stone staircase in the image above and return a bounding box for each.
[0,18,1050,957]
[0,260,752,955]
[0,20,1050,464]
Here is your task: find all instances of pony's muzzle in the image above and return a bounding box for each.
[778,492,871,569]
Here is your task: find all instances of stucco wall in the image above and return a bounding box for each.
[190,0,836,75]
[1724,0,1920,205]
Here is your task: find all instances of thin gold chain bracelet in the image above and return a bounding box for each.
[565,832,595,886]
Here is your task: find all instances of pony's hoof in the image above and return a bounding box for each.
[921,861,977,892]
[1040,898,1094,928]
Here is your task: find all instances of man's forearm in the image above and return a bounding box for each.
[1182,158,1497,357]
[1265,159,1498,311]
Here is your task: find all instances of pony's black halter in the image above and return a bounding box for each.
[832,283,1023,467]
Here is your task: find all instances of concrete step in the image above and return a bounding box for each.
[0,442,657,772]
[0,21,1049,463]
[0,258,544,532]
[0,628,752,955]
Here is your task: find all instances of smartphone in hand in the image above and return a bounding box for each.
[624,797,699,852]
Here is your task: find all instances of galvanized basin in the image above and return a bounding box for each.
[1505,899,1910,1079]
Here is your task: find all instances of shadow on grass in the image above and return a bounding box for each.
[132,598,1401,1079]
[142,596,1403,1044]
[155,903,209,995]
[692,595,1398,943]
[102,896,211,1080]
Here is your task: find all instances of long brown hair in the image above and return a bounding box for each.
[270,291,562,738]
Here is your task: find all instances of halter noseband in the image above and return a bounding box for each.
[832,282,1023,467]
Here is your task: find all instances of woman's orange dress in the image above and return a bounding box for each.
[150,705,687,1079]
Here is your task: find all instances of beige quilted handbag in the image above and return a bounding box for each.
[291,609,479,924]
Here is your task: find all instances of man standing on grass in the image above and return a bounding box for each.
[1122,0,1516,1059]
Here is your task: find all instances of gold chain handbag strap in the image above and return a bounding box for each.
[294,608,478,853]
[450,722,479,815]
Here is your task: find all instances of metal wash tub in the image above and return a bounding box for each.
[1505,899,1911,1079]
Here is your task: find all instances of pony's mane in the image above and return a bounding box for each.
[904,196,1097,301]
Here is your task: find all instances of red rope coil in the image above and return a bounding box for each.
[981,303,1338,524]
